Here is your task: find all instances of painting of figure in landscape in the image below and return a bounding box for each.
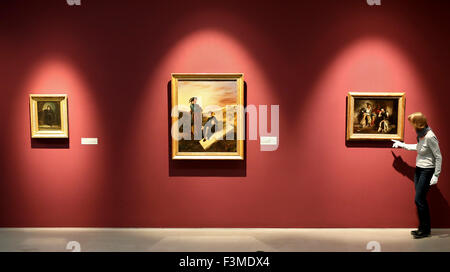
[171,74,244,160]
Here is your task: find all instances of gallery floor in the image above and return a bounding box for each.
[0,228,449,252]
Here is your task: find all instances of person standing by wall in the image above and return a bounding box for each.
[392,112,442,239]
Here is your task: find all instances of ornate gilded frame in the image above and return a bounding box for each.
[347,92,405,141]
[29,94,69,138]
[171,73,244,160]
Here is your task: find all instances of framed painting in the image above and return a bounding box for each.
[171,73,245,160]
[29,94,69,138]
[346,92,405,141]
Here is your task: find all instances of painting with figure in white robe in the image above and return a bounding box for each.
[347,92,405,141]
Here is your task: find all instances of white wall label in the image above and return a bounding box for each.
[260,136,278,146]
[81,138,98,145]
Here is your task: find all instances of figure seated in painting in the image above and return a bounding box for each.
[43,105,56,126]
[38,104,57,128]
[378,108,392,133]
[203,112,218,140]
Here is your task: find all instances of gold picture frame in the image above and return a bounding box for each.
[347,92,405,141]
[29,94,69,138]
[171,73,245,160]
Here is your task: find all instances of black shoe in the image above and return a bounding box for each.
[411,229,420,236]
[413,230,431,239]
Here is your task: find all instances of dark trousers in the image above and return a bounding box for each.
[414,167,434,232]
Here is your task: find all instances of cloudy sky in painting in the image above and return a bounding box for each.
[177,81,237,110]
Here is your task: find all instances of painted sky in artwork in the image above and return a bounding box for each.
[177,81,237,111]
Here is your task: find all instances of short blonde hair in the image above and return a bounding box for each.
[408,112,428,129]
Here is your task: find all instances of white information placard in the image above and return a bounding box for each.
[81,138,98,145]
[260,136,278,146]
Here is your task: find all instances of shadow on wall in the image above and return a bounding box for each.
[31,138,69,149]
[30,101,70,149]
[392,151,450,227]
[167,81,247,177]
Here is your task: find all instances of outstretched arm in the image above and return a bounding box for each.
[392,140,417,151]
[404,143,418,151]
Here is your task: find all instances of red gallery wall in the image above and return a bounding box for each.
[0,0,449,227]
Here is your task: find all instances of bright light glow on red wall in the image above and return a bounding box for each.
[295,37,437,225]
[5,56,106,226]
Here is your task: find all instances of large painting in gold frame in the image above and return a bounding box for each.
[347,92,405,141]
[171,73,244,160]
[29,94,68,138]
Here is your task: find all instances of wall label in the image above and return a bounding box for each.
[81,138,98,145]
[260,136,278,146]
[66,0,81,6]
